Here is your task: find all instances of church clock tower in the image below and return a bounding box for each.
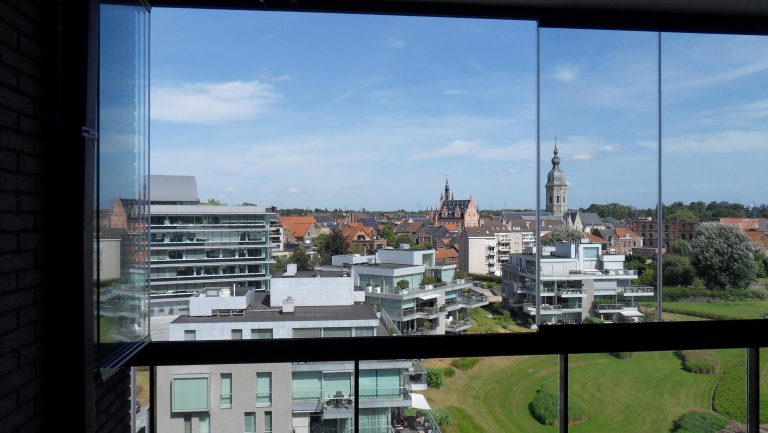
[545,142,567,216]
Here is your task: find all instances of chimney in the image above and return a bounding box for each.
[282,297,295,314]
[285,263,297,276]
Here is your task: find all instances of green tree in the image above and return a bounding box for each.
[670,239,691,256]
[289,247,312,271]
[313,230,347,265]
[689,222,756,289]
[662,255,695,287]
[636,267,657,288]
[396,279,409,290]
[379,224,397,247]
[542,226,583,245]
[271,256,287,275]
[754,251,768,279]
[395,234,414,246]
[205,198,224,206]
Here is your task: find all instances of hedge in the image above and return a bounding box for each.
[671,411,729,433]
[450,357,481,371]
[675,350,720,374]
[529,387,585,426]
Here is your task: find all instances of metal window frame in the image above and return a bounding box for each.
[71,1,768,433]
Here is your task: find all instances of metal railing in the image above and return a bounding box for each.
[595,303,638,312]
[445,318,472,329]
[379,309,402,336]
[358,386,411,401]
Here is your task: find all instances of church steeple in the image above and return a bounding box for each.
[545,140,567,216]
[444,179,450,202]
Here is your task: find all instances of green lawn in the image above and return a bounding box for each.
[658,300,768,320]
[467,306,532,334]
[425,350,753,433]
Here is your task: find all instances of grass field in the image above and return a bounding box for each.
[656,300,768,320]
[467,306,532,334]
[424,350,757,433]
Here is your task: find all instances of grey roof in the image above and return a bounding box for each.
[150,175,199,203]
[439,200,472,218]
[353,263,418,270]
[501,210,554,221]
[505,218,535,231]
[579,212,604,226]
[358,217,379,231]
[416,224,449,239]
[150,204,271,214]
[272,270,348,278]
[463,223,509,237]
[173,292,378,324]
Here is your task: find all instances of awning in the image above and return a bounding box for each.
[620,310,644,317]
[410,393,431,410]
[417,294,440,301]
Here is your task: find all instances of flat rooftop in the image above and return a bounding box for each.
[174,292,378,324]
[353,263,418,270]
[272,270,348,278]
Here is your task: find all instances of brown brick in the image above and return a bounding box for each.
[0,105,18,129]
[0,148,18,170]
[0,192,16,212]
[0,130,38,154]
[3,400,35,430]
[0,63,17,88]
[0,273,16,294]
[18,74,44,100]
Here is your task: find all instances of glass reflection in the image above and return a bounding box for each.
[96,2,150,361]
[528,28,659,327]
[661,33,768,323]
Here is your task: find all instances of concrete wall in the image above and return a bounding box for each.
[270,276,354,307]
[170,318,381,341]
[156,363,293,433]
[376,249,434,266]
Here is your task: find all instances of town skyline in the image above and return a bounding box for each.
[149,9,767,211]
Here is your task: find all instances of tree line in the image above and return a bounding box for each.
[584,201,768,221]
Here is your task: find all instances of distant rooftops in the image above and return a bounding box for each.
[150,175,199,204]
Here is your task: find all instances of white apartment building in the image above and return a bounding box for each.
[156,268,440,433]
[458,223,524,276]
[501,241,654,324]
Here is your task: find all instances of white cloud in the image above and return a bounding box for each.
[151,80,280,124]
[571,153,593,161]
[330,93,352,104]
[224,186,237,192]
[599,144,618,152]
[387,38,405,49]
[287,187,301,193]
[552,64,579,83]
[272,75,292,82]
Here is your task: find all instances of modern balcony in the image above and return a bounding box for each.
[358,386,412,409]
[621,286,655,296]
[595,302,640,313]
[445,318,472,332]
[356,277,473,296]
[523,303,582,316]
[557,288,585,297]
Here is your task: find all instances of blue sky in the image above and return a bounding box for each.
[150,9,767,211]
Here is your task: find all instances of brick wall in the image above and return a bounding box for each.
[0,1,56,432]
[0,1,131,432]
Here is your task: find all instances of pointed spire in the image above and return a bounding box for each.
[551,139,561,168]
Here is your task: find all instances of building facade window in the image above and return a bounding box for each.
[172,375,210,412]
[251,329,273,339]
[256,372,272,406]
[244,412,256,433]
[199,414,210,433]
[264,411,273,433]
[220,373,232,408]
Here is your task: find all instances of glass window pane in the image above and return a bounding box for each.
[96,1,149,365]
[355,327,375,337]
[323,328,352,338]
[220,373,232,408]
[257,372,272,406]
[323,372,352,398]
[199,414,209,433]
[293,328,322,339]
[172,376,209,412]
[244,412,255,433]
[251,329,273,339]
[536,27,659,327]
[292,371,322,401]
[660,33,768,324]
[264,411,272,433]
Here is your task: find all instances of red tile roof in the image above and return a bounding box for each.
[615,228,641,238]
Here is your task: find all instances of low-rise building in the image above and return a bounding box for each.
[157,268,439,433]
[631,218,698,251]
[458,223,523,276]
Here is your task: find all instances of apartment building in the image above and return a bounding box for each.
[457,223,524,276]
[148,175,274,319]
[502,242,654,324]
[335,247,489,334]
[156,268,436,433]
